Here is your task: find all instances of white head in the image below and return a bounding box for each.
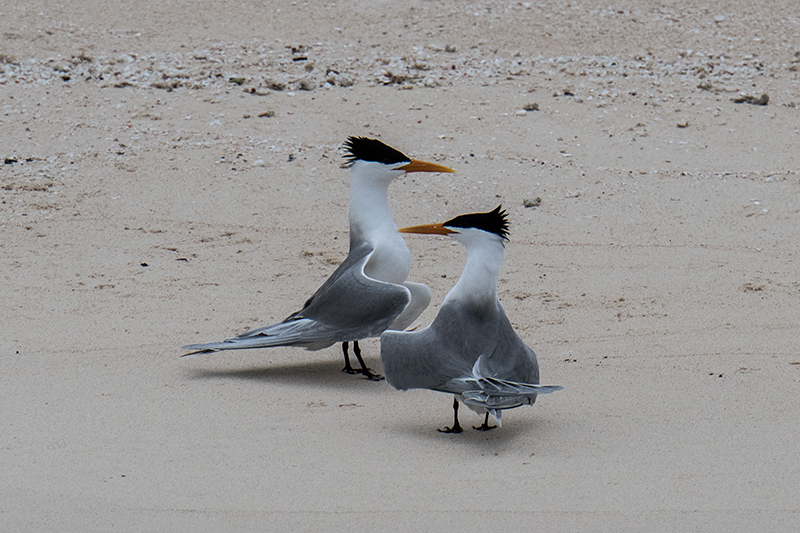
[398,205,510,246]
[399,206,510,303]
[343,136,455,188]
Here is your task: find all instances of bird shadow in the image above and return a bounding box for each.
[387,406,549,445]
[181,357,386,390]
[406,421,530,443]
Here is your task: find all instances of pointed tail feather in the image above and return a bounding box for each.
[468,355,564,395]
[181,318,339,356]
[462,390,525,411]
[481,376,564,395]
[457,355,564,415]
[181,344,224,356]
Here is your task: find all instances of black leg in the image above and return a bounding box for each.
[473,411,497,431]
[352,340,384,381]
[341,341,383,380]
[341,341,359,374]
[438,397,463,434]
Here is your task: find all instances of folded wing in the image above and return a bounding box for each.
[183,243,411,354]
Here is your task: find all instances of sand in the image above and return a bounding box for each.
[2,1,799,531]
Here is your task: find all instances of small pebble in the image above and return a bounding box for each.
[732,93,769,105]
[298,79,317,91]
[523,197,542,208]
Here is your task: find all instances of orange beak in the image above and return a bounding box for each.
[398,222,455,235]
[398,159,455,174]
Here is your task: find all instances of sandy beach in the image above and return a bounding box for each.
[2,1,799,530]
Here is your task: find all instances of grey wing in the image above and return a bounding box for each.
[381,327,468,392]
[479,302,540,384]
[386,281,431,331]
[290,242,375,316]
[241,243,411,342]
[380,299,500,392]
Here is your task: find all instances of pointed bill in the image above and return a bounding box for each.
[399,159,455,173]
[398,222,455,236]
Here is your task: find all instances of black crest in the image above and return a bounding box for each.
[343,136,411,167]
[444,205,510,240]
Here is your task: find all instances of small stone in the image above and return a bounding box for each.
[265,78,286,91]
[732,93,769,105]
[523,197,542,208]
[523,103,539,111]
[327,72,354,87]
[298,79,317,91]
[338,74,354,87]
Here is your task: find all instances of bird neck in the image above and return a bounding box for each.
[348,177,397,246]
[445,237,505,306]
[347,173,411,284]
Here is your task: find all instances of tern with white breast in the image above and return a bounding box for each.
[381,206,563,431]
[182,137,455,380]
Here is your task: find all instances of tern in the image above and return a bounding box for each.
[182,136,455,380]
[380,206,563,431]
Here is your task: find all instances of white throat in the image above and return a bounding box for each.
[444,230,506,306]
